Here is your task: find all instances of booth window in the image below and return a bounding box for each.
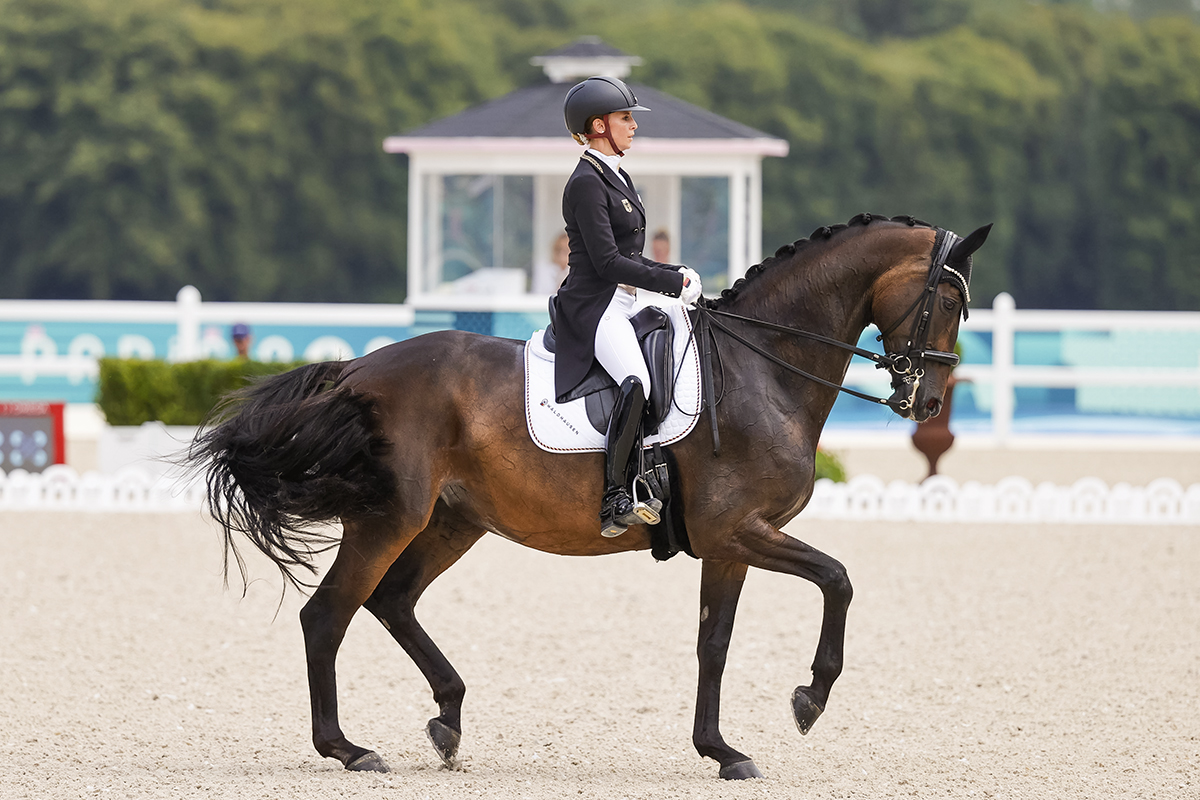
[680,176,730,292]
[426,175,534,295]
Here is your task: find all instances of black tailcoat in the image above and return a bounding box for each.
[554,153,685,402]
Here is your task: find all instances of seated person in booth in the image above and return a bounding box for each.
[533,232,571,295]
[554,76,703,538]
[651,229,671,263]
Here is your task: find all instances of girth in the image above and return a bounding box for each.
[544,297,676,435]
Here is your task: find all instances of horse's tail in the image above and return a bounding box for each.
[186,361,396,592]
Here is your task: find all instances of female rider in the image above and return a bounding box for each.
[554,76,703,537]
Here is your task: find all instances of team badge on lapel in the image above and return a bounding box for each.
[622,199,633,213]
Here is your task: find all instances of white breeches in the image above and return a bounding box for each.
[593,289,650,390]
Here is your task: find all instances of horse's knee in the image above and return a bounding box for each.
[823,560,853,609]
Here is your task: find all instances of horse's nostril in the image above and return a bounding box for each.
[926,398,942,416]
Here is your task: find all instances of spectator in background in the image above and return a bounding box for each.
[533,232,571,295]
[231,323,252,359]
[651,228,671,263]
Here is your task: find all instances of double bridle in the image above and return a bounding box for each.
[691,228,968,454]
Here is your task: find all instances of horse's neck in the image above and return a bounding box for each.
[727,231,896,349]
[718,227,926,418]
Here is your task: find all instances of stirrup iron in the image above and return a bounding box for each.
[631,475,661,525]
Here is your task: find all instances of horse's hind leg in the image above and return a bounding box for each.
[299,516,422,772]
[362,502,485,768]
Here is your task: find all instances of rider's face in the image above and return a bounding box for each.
[595,111,637,153]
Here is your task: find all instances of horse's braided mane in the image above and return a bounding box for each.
[702,213,935,309]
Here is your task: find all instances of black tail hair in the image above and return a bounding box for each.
[186,361,396,592]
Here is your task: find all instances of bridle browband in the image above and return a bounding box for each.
[691,227,967,454]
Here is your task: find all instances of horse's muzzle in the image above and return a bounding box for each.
[887,372,945,422]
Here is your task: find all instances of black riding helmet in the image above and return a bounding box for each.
[563,76,650,140]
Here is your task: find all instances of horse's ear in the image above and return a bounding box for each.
[950,223,993,262]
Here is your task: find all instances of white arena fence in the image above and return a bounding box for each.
[3,288,1200,442]
[3,465,1197,525]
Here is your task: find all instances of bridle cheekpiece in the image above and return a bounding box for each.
[873,227,968,414]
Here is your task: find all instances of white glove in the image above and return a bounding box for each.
[678,266,703,306]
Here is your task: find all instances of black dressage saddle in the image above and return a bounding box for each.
[543,296,676,435]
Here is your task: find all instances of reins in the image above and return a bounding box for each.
[688,228,966,456]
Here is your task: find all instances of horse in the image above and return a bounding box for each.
[188,213,991,780]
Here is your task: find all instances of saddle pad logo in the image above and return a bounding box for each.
[622,199,633,213]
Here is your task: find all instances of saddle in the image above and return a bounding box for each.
[543,297,676,435]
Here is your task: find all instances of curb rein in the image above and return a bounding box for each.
[692,228,965,456]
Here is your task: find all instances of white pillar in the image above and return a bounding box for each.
[407,159,424,300]
[748,160,762,269]
[175,285,202,363]
[992,292,1015,446]
[728,168,747,285]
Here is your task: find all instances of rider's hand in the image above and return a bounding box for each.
[678,266,703,306]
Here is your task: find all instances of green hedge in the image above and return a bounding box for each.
[815,449,847,483]
[96,358,304,426]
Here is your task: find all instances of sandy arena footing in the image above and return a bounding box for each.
[1,509,1196,799]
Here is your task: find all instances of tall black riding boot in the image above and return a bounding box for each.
[600,377,645,538]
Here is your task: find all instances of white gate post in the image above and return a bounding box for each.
[992,292,1015,446]
[175,286,202,362]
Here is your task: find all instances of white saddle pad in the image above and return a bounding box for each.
[525,296,702,453]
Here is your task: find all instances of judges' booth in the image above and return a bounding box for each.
[384,37,788,314]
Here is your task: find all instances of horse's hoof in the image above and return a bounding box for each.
[791,686,824,735]
[719,759,764,780]
[346,751,390,773]
[426,718,461,768]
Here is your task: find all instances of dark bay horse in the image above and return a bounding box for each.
[189,213,991,780]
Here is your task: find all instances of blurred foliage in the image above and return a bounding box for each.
[815,448,847,483]
[0,0,1197,310]
[0,0,511,302]
[96,356,304,425]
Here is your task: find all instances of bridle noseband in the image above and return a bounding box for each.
[692,227,968,453]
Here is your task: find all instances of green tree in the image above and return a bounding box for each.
[0,0,509,301]
[0,0,1197,310]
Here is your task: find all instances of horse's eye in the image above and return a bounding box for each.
[941,295,959,313]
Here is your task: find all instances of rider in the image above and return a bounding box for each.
[554,75,704,538]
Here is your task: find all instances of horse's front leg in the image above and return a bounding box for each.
[694,559,764,779]
[694,515,852,765]
[731,516,852,733]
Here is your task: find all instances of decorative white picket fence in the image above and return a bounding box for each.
[805,474,1200,525]
[3,465,1197,525]
[0,465,205,513]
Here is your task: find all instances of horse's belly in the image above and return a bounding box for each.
[438,483,651,557]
